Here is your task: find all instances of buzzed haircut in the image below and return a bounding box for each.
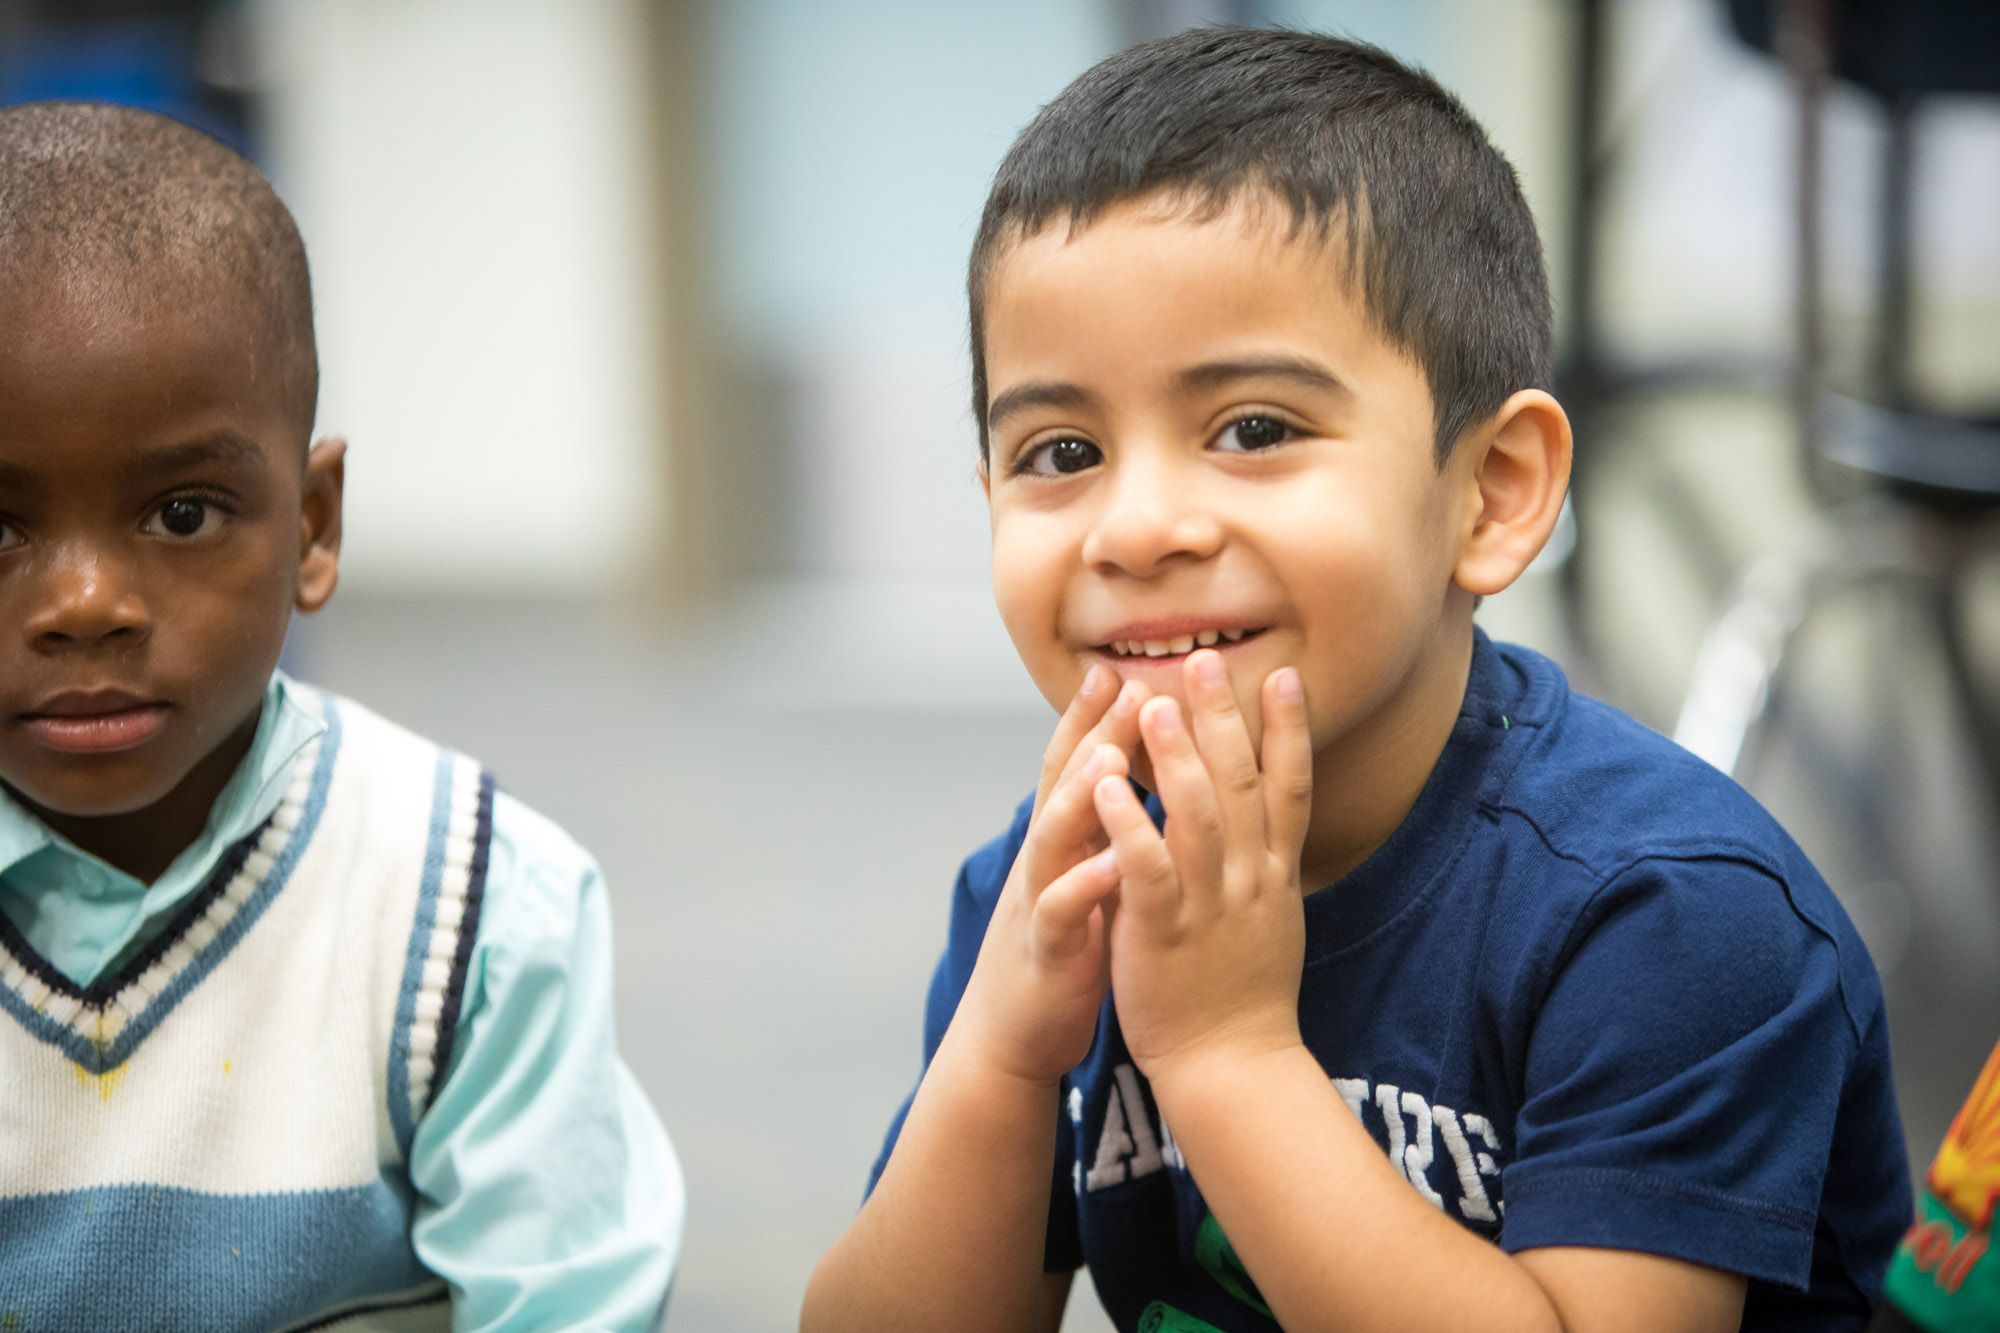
[0,102,316,436]
[969,26,1552,464]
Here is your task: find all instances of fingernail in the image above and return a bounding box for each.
[1079,664,1107,699]
[1088,847,1119,875]
[1113,681,1139,716]
[1193,650,1225,690]
[1080,750,1104,781]
[1274,667,1303,704]
[1144,698,1182,736]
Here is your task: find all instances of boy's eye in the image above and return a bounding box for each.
[1214,415,1292,453]
[143,497,224,539]
[1017,437,1103,477]
[0,519,21,552]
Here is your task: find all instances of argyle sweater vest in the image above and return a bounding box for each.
[0,693,494,1332]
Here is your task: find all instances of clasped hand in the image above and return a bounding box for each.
[957,649,1313,1094]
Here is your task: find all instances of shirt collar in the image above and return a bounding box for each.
[0,671,327,886]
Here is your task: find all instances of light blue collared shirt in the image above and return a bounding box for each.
[0,675,326,984]
[0,673,683,1332]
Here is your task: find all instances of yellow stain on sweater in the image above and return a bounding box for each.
[71,1062,127,1102]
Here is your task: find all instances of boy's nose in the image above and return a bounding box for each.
[1082,454,1224,578]
[25,544,152,651]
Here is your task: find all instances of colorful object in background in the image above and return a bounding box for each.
[1877,1039,2000,1330]
[1931,1042,2000,1232]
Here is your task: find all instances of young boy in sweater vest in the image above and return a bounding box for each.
[0,102,681,1330]
[805,28,1911,1332]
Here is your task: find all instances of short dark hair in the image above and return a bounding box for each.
[0,102,317,437]
[969,26,1552,463]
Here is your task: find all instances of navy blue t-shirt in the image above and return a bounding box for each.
[871,633,1911,1331]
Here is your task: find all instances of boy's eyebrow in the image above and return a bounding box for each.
[1173,356,1348,398]
[985,357,1346,434]
[138,432,270,475]
[0,434,270,493]
[985,381,1097,434]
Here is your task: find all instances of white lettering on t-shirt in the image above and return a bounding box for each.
[1360,1078,1506,1223]
[1074,1065,1506,1224]
[1113,1064,1165,1179]
[1068,1086,1086,1196]
[1399,1090,1446,1208]
[1332,1077,1371,1125]
[1375,1083,1408,1166]
[1462,1112,1506,1218]
[1433,1105,1499,1223]
[1086,1078,1137,1190]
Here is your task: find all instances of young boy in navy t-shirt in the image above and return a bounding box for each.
[805,28,1910,1333]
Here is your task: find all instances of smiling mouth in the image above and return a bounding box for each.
[1098,627,1267,660]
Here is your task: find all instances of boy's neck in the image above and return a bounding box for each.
[22,709,264,886]
[1299,619,1476,891]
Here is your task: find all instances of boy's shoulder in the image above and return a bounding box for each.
[1476,636,1833,895]
[1470,637,1880,1025]
[289,680,605,904]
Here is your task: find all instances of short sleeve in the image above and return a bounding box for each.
[1500,856,1862,1290]
[864,795,1081,1272]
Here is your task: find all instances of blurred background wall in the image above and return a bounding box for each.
[3,2,1996,1329]
[256,0,665,592]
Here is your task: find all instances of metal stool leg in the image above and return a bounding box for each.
[1673,505,1924,776]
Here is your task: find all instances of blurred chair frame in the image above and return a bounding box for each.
[1666,0,2000,829]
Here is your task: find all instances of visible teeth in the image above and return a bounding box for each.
[1106,629,1256,657]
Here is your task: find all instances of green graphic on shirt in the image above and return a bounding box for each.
[1138,1301,1227,1333]
[1884,1193,1997,1330]
[1194,1211,1273,1318]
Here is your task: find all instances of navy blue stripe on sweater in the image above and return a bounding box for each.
[388,749,458,1156]
[0,708,342,1075]
[429,771,495,1098]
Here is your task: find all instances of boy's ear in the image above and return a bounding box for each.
[1451,389,1572,598]
[296,436,346,613]
[977,454,991,501]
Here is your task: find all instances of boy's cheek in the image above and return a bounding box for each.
[1008,631,1083,717]
[989,584,1080,714]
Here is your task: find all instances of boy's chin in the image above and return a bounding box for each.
[1,760,188,824]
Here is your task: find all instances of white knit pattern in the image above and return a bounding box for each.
[0,695,484,1196]
[0,734,321,1058]
[404,753,484,1124]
